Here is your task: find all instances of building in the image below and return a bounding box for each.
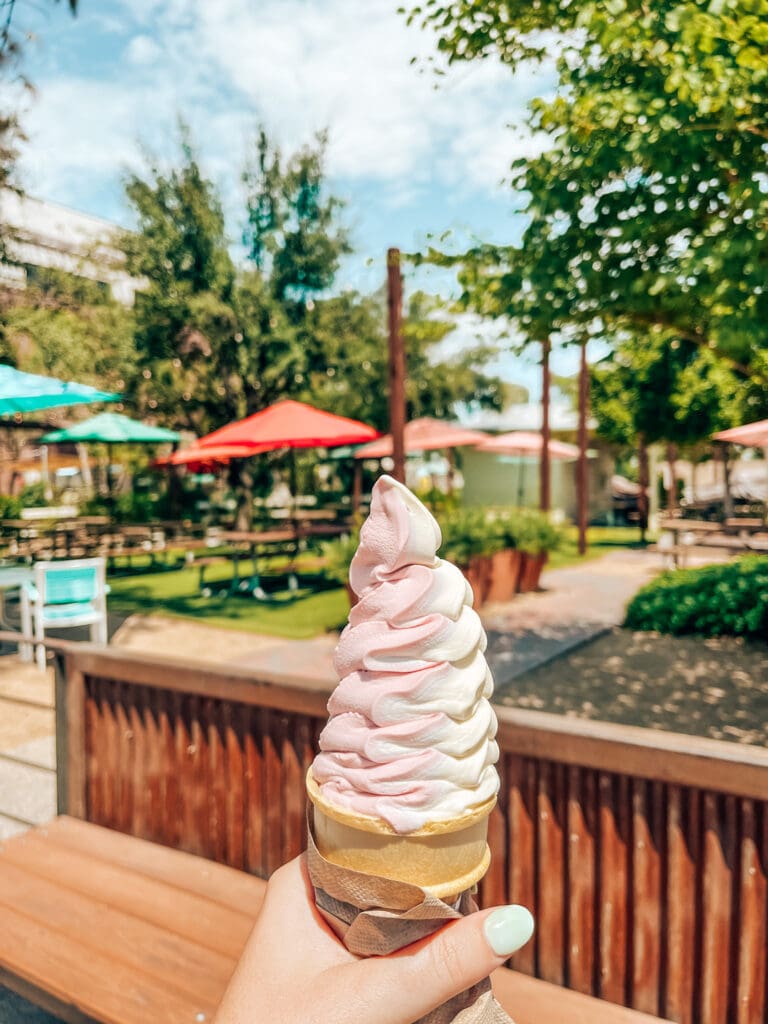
[0,190,143,305]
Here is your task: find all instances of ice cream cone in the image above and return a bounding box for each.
[307,769,494,899]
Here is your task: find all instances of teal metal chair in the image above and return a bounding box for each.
[20,557,109,670]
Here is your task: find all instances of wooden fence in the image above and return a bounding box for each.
[55,644,768,1024]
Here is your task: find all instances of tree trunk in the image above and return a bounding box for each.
[666,442,678,512]
[721,443,734,520]
[540,338,551,512]
[637,434,649,542]
[576,341,589,555]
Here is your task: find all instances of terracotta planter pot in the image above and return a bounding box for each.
[461,554,492,608]
[486,549,523,603]
[517,552,548,593]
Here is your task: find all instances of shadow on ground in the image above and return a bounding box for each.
[495,627,768,745]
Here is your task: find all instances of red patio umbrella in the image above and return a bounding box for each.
[353,417,489,459]
[475,431,580,459]
[197,399,379,452]
[712,420,768,447]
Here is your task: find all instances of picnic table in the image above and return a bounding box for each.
[657,517,768,567]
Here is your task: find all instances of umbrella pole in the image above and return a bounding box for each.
[289,447,298,526]
[517,458,524,506]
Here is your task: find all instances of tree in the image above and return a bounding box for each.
[411,0,768,384]
[120,128,239,434]
[243,130,350,315]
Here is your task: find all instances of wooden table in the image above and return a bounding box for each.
[0,817,668,1024]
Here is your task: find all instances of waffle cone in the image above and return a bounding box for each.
[306,769,494,899]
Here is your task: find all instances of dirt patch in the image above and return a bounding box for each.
[496,628,768,746]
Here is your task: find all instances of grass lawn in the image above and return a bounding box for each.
[108,560,350,639]
[107,526,647,639]
[548,525,652,570]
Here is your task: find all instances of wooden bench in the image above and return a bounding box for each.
[0,817,666,1024]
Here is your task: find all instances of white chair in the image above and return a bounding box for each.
[20,557,109,670]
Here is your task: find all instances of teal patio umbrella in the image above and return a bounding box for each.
[0,365,119,416]
[41,412,181,496]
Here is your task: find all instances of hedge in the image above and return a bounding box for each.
[624,556,768,639]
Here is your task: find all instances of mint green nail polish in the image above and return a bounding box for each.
[484,906,535,956]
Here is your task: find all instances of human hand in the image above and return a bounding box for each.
[214,854,534,1024]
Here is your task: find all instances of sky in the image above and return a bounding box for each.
[11,0,576,400]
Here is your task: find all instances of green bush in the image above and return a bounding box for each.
[319,530,361,586]
[625,556,768,639]
[0,494,22,519]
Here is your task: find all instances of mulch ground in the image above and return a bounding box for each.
[495,628,768,746]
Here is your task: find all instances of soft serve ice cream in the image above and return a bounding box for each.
[311,475,499,835]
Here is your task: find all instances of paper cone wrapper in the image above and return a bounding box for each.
[306,769,494,899]
[306,803,514,1024]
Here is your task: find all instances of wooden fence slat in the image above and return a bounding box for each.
[631,779,663,1016]
[664,786,699,1024]
[160,690,180,850]
[282,714,304,864]
[223,701,245,871]
[567,766,596,995]
[263,709,284,875]
[736,799,767,1024]
[598,772,629,1005]
[507,755,536,977]
[701,793,736,1024]
[206,699,227,865]
[537,760,566,986]
[129,687,146,840]
[243,705,265,877]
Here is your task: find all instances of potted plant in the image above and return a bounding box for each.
[513,511,563,592]
[485,509,523,603]
[440,509,497,608]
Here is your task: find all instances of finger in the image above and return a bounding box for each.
[350,905,535,1024]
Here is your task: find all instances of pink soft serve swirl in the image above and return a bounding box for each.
[311,475,499,833]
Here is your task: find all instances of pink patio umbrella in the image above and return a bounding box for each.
[712,420,768,447]
[353,417,489,459]
[474,431,580,505]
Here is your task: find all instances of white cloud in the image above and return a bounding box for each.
[16,0,556,234]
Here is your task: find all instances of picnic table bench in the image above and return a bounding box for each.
[656,517,768,566]
[0,816,666,1024]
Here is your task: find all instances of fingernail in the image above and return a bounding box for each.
[484,906,535,956]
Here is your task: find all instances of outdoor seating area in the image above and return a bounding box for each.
[1,4,767,1021]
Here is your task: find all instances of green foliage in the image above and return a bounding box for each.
[590,334,743,452]
[625,557,768,639]
[0,493,21,519]
[412,0,768,429]
[439,506,563,563]
[243,129,350,309]
[319,529,361,586]
[0,301,134,394]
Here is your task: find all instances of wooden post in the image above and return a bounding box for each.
[666,442,679,513]
[638,435,649,543]
[387,247,406,484]
[577,340,589,555]
[540,338,551,512]
[721,443,734,520]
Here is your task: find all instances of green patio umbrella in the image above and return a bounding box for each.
[41,412,181,496]
[0,365,119,416]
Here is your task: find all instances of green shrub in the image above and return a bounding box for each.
[625,556,768,639]
[0,494,22,519]
[319,530,361,586]
[440,508,501,565]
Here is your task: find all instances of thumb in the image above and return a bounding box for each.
[355,905,535,1024]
